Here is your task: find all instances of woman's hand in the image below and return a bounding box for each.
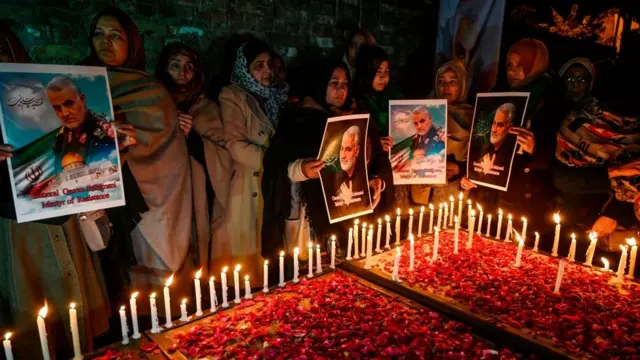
[115,124,137,150]
[609,162,640,178]
[369,178,383,208]
[446,162,460,180]
[590,216,617,238]
[380,136,394,152]
[0,144,13,162]
[510,127,535,155]
[178,112,193,136]
[301,159,324,179]
[460,176,477,191]
[79,210,106,221]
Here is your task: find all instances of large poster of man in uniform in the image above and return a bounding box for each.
[467,92,529,191]
[318,114,373,224]
[0,64,125,222]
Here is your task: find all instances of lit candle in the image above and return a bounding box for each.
[293,247,300,282]
[263,260,269,292]
[69,303,82,358]
[331,235,337,269]
[361,223,367,257]
[392,246,401,282]
[505,214,513,242]
[354,219,359,257]
[409,234,415,271]
[129,292,141,339]
[221,267,229,308]
[466,210,476,249]
[179,299,190,322]
[163,274,174,328]
[408,209,414,238]
[428,204,435,234]
[307,242,314,278]
[432,227,440,262]
[496,209,503,239]
[376,219,382,253]
[233,265,241,304]
[437,203,443,230]
[457,192,463,226]
[476,204,483,235]
[279,251,285,287]
[442,203,448,230]
[194,268,203,316]
[521,217,528,242]
[417,206,425,237]
[37,304,50,360]
[366,225,374,267]
[514,233,524,268]
[449,195,455,226]
[552,213,561,257]
[554,259,566,294]
[119,305,129,344]
[316,244,322,274]
[485,214,492,237]
[385,215,391,248]
[150,293,161,333]
[533,232,540,252]
[209,277,217,313]
[567,233,577,262]
[454,216,460,254]
[395,208,401,244]
[3,333,13,360]
[585,232,598,266]
[616,245,628,283]
[244,275,252,299]
[627,238,637,279]
[467,199,472,224]
[346,228,353,260]
[602,257,610,272]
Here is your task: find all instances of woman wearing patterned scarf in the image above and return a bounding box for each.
[213,39,288,283]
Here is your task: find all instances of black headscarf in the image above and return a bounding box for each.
[80,7,146,71]
[354,45,389,97]
[155,42,204,112]
[0,22,31,63]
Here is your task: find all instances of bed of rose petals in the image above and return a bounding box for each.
[368,231,640,359]
[171,272,519,359]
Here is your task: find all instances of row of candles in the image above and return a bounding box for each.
[3,239,339,360]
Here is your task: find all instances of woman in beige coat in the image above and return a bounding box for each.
[214,40,288,282]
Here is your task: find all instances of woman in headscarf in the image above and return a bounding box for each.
[262,61,392,264]
[81,7,194,299]
[341,29,376,80]
[213,39,288,281]
[0,23,110,358]
[155,42,231,271]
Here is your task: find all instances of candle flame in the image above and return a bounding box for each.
[499,208,503,215]
[4,332,11,341]
[244,275,249,281]
[378,218,382,224]
[467,199,471,205]
[385,215,390,221]
[181,298,187,305]
[369,224,373,229]
[362,222,367,228]
[69,302,76,309]
[602,257,609,267]
[450,195,454,202]
[234,264,241,272]
[429,203,434,210]
[280,250,285,257]
[521,216,526,222]
[396,208,400,215]
[553,213,561,224]
[165,274,174,287]
[39,303,48,319]
[150,292,156,299]
[294,247,299,255]
[355,219,359,225]
[308,241,313,248]
[195,268,203,280]
[443,203,447,209]
[476,203,482,211]
[120,305,126,311]
[487,214,492,219]
[620,244,628,252]
[409,208,414,215]
[571,233,576,239]
[209,276,215,282]
[589,232,598,241]
[627,238,637,246]
[454,215,458,223]
[459,192,463,200]
[471,209,476,216]
[331,234,336,240]
[222,266,228,273]
[316,244,321,249]
[508,213,512,220]
[535,231,539,236]
[131,292,139,299]
[439,203,443,208]
[264,259,269,265]
[421,206,425,213]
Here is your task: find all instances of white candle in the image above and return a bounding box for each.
[307,242,314,278]
[408,209,414,238]
[428,204,435,234]
[346,228,353,260]
[244,275,252,299]
[485,214,492,237]
[365,228,374,270]
[627,238,637,279]
[521,217,528,242]
[392,246,401,282]
[552,213,561,257]
[505,214,513,242]
[496,209,503,239]
[442,203,448,230]
[233,265,241,304]
[409,234,415,271]
[3,333,13,360]
[454,216,460,254]
[376,219,382,253]
[209,277,217,313]
[514,233,524,267]
[316,244,323,273]
[194,268,203,316]
[163,274,174,328]
[395,208,401,244]
[278,251,285,287]
[466,210,476,249]
[263,260,269,292]
[602,257,610,272]
[585,232,597,266]
[37,304,50,360]
[361,223,367,257]
[221,267,229,308]
[554,259,566,294]
[293,248,300,282]
[354,219,360,259]
[437,203,443,230]
[467,199,472,224]
[69,303,83,358]
[331,235,337,268]
[476,204,483,235]
[568,233,577,262]
[449,195,455,226]
[417,207,424,237]
[616,245,628,283]
[385,215,391,249]
[179,299,190,322]
[457,192,463,226]
[432,227,440,262]
[150,293,161,333]
[119,305,129,344]
[129,292,141,339]
[533,232,540,252]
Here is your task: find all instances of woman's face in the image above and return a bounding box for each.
[347,33,366,66]
[372,61,390,92]
[506,52,525,87]
[249,52,273,86]
[326,68,348,108]
[92,16,129,67]
[563,64,592,104]
[437,69,460,103]
[167,53,195,86]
